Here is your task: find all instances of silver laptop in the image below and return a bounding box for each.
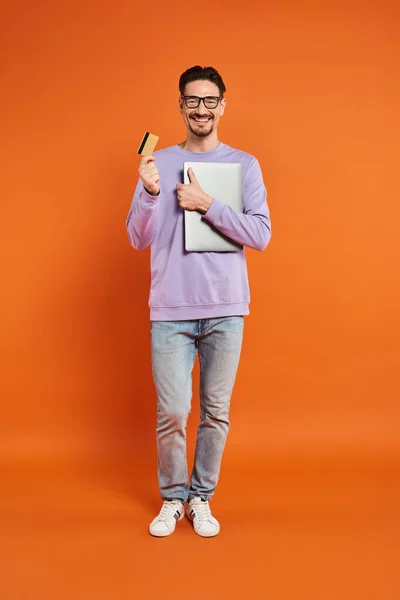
[183,162,243,252]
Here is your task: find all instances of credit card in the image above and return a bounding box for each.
[137,132,159,156]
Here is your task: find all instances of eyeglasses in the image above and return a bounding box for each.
[180,95,221,109]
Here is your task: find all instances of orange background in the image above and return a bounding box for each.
[1,1,399,598]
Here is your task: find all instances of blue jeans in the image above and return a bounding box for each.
[151,316,244,503]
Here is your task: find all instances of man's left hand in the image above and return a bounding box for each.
[176,168,213,213]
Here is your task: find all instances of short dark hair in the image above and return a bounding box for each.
[179,65,226,98]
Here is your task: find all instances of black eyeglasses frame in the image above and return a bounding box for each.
[180,95,222,109]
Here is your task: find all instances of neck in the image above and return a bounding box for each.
[179,133,221,153]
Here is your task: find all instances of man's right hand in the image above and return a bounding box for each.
[139,155,160,196]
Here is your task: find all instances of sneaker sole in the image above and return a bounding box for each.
[193,525,220,538]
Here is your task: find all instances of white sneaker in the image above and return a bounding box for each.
[186,497,220,537]
[149,499,185,537]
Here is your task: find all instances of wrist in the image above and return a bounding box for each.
[198,193,213,214]
[144,185,160,197]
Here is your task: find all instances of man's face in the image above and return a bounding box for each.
[179,80,226,138]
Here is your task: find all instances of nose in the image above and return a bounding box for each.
[197,101,208,113]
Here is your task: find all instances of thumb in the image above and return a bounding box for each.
[188,167,197,183]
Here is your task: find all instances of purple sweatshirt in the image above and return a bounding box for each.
[126,142,271,320]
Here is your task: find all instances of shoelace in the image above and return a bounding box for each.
[191,501,212,522]
[157,500,182,521]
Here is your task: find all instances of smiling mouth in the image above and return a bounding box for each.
[191,117,212,123]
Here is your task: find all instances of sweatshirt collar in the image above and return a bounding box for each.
[175,142,225,156]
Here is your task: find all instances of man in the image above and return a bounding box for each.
[126,65,271,538]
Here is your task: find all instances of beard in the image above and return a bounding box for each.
[188,118,214,138]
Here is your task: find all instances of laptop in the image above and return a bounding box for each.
[183,162,243,252]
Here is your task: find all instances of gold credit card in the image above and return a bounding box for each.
[137,132,159,156]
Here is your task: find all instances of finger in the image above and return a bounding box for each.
[142,155,156,164]
[188,167,197,182]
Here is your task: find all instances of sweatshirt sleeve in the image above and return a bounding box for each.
[202,157,271,251]
[126,178,160,250]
